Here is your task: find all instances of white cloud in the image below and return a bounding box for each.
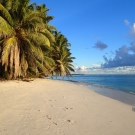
[74,65,135,74]
[124,19,130,25]
[75,65,87,71]
[133,23,135,32]
[124,20,135,38]
[128,23,135,38]
[92,63,101,68]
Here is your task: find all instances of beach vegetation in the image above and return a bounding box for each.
[51,32,75,79]
[0,0,75,80]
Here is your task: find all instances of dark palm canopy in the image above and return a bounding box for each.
[0,0,75,80]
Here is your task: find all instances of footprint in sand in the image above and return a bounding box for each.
[67,120,74,123]
[46,115,52,120]
[63,107,73,111]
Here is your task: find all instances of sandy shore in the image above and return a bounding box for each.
[0,79,135,135]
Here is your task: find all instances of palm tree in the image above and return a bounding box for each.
[56,47,75,79]
[52,32,75,79]
[0,0,56,79]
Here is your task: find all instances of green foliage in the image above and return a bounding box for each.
[52,32,75,78]
[0,0,75,80]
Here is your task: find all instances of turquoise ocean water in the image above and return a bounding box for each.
[53,74,135,105]
[66,74,135,94]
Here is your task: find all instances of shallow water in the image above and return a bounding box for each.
[66,74,135,94]
[53,74,135,106]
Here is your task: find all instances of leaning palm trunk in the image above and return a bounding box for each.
[60,64,66,80]
[9,46,14,77]
[14,43,20,79]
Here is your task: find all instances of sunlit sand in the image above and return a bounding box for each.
[0,79,135,135]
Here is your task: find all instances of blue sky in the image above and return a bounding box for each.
[31,0,135,73]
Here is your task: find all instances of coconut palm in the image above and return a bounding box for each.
[54,46,75,79]
[0,0,56,79]
[52,32,75,79]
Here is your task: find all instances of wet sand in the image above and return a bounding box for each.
[87,85,135,106]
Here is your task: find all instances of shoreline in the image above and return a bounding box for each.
[87,85,135,106]
[53,78,135,106]
[0,79,135,135]
[54,76,135,95]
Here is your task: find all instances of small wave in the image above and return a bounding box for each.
[129,91,135,95]
[66,80,78,83]
[67,80,135,96]
[53,75,135,96]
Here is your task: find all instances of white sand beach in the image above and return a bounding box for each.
[0,79,135,135]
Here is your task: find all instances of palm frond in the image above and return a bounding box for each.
[40,29,55,43]
[36,60,47,74]
[26,32,51,47]
[23,37,44,61]
[11,0,19,12]
[46,24,57,31]
[44,55,55,65]
[0,16,14,38]
[0,3,13,26]
[23,11,45,23]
